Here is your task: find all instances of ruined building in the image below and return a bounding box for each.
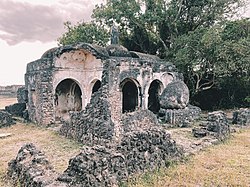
[7,34,208,187]
[25,42,192,125]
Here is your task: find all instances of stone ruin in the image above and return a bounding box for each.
[8,128,182,187]
[192,111,230,140]
[13,40,202,145]
[10,37,238,186]
[4,38,240,186]
[22,42,200,128]
[3,42,201,185]
[232,108,250,126]
[2,25,248,185]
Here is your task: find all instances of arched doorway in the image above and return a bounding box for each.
[148,80,163,113]
[92,80,101,94]
[55,79,82,121]
[121,79,139,113]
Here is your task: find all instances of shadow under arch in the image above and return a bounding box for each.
[148,79,163,113]
[54,78,82,121]
[120,78,140,113]
[90,79,101,94]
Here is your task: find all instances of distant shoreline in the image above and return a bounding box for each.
[0,85,24,97]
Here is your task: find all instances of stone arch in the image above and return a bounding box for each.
[90,79,101,94]
[160,72,175,87]
[120,78,140,113]
[54,78,82,121]
[147,79,163,113]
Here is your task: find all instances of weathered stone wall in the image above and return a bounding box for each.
[25,43,185,126]
[53,48,103,108]
[58,128,182,187]
[8,135,182,187]
[121,110,159,132]
[117,57,181,110]
[25,57,54,125]
[25,44,109,126]
[158,105,201,127]
[192,111,230,140]
[60,88,115,146]
[232,108,250,126]
[57,145,126,187]
[206,111,230,140]
[17,86,28,103]
[59,53,182,143]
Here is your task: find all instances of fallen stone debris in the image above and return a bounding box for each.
[232,108,250,126]
[7,143,60,187]
[192,111,230,141]
[0,110,15,128]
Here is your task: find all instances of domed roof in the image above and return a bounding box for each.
[41,47,58,58]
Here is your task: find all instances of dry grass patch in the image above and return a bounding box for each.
[0,123,82,186]
[128,128,250,187]
[0,96,17,109]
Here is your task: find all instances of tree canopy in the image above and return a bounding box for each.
[92,0,243,56]
[172,19,250,91]
[58,0,249,109]
[58,21,109,46]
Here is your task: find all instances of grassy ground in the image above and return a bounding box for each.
[1,96,250,186]
[0,95,17,109]
[128,128,250,187]
[0,123,82,186]
[0,96,82,186]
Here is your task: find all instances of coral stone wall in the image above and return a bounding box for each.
[25,44,107,126]
[25,57,54,125]
[60,55,182,144]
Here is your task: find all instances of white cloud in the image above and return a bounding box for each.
[0,0,102,85]
[0,0,99,45]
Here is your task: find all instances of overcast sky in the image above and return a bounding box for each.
[0,0,104,86]
[0,0,249,86]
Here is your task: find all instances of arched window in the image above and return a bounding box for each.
[148,80,163,113]
[55,79,82,120]
[92,80,101,94]
[121,79,139,113]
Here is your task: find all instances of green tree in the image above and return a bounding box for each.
[92,0,243,56]
[57,21,109,46]
[172,19,250,108]
[57,0,248,108]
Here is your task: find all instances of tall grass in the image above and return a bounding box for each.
[128,128,250,187]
